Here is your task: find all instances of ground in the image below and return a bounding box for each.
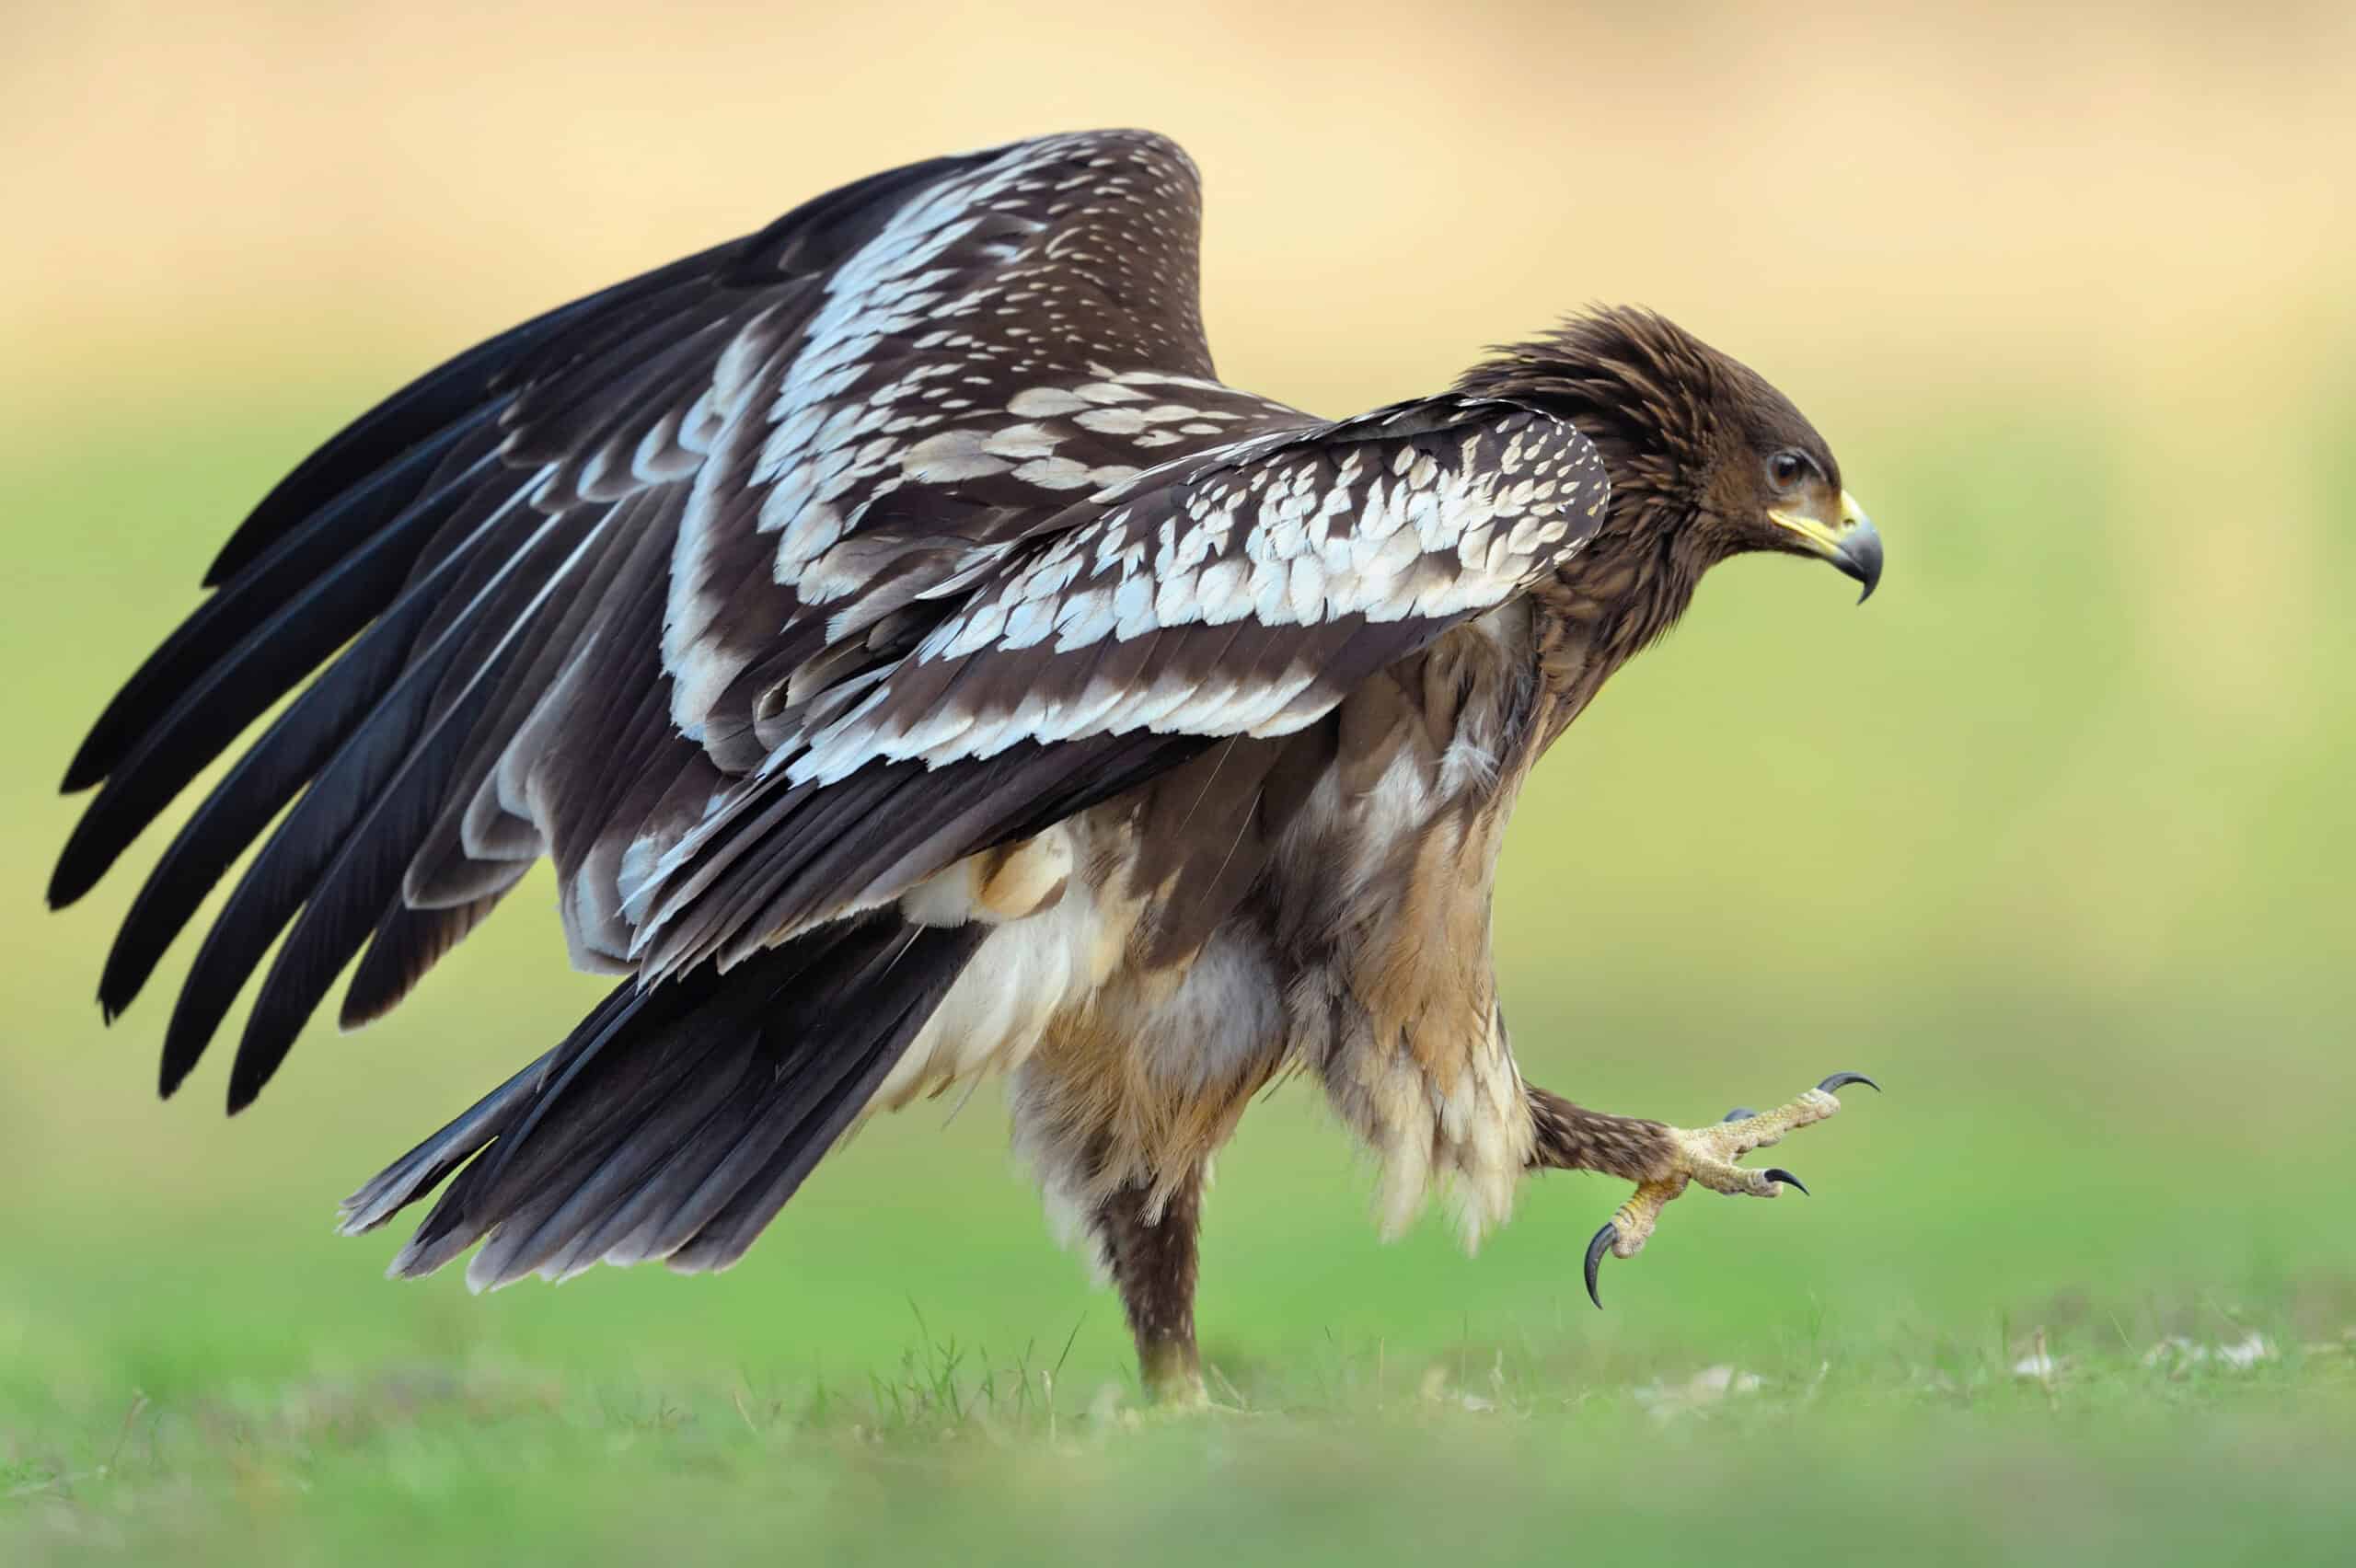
[6,1232,2353,1564]
[6,1082,2354,1566]
[6,370,2353,1566]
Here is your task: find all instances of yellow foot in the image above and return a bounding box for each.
[1146,1373,1212,1412]
[1138,1344,1212,1412]
[1136,1366,1255,1418]
[1135,1390,1254,1423]
[1583,1071,1878,1309]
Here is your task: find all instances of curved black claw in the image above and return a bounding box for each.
[1817,1071,1880,1095]
[1762,1167,1808,1195]
[1722,1105,1759,1124]
[1584,1222,1617,1309]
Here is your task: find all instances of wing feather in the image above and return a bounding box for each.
[624,405,1608,973]
[340,881,517,1031]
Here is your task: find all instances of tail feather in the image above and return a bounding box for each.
[665,977,957,1274]
[337,1046,560,1238]
[338,914,984,1287]
[463,1033,757,1286]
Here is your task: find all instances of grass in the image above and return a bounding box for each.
[9,1309,2354,1566]
[5,358,2354,1562]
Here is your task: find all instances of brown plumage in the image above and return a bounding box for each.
[49,131,1883,1402]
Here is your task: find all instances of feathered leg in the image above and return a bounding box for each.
[1006,949,1276,1411]
[1090,1163,1209,1407]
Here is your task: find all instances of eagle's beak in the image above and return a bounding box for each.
[1768,490,1883,603]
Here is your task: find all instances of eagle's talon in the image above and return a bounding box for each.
[1584,1221,1617,1309]
[1575,1078,1861,1303]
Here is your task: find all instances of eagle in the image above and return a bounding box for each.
[50,129,1882,1406]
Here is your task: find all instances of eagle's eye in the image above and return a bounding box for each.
[1768,451,1809,490]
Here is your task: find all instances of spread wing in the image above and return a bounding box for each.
[50,126,1609,1119]
[51,129,1298,1108]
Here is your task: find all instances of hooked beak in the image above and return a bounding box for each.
[1767,490,1883,603]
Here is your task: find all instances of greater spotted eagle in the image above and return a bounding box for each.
[52,130,1882,1402]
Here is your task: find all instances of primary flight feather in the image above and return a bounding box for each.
[52,129,1883,1402]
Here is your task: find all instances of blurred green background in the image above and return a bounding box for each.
[5,1,2353,1562]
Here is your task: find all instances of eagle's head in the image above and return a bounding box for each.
[1458,306,1882,604]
